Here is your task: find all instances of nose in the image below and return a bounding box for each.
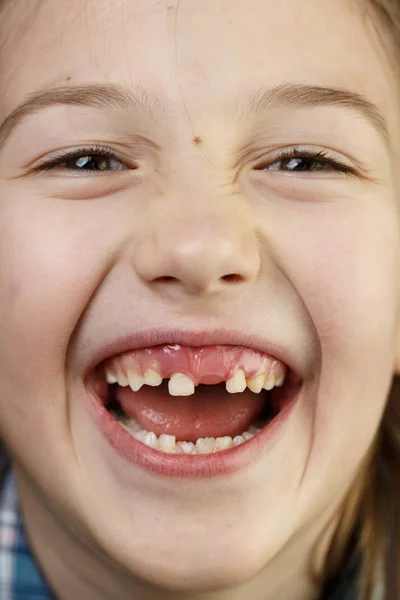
[133,203,261,296]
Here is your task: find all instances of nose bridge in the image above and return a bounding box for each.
[133,191,261,294]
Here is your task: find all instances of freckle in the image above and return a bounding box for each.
[228,20,233,24]
[65,75,72,81]
[193,136,203,145]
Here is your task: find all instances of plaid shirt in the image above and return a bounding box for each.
[0,468,55,600]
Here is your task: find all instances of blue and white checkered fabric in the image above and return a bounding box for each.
[0,469,55,600]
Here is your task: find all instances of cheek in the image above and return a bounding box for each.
[273,195,400,479]
[308,213,399,363]
[0,193,116,433]
[269,196,400,360]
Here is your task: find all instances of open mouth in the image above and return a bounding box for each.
[89,344,301,460]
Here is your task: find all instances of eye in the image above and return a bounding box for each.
[256,147,357,176]
[32,145,132,173]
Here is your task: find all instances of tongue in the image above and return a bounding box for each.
[116,383,266,442]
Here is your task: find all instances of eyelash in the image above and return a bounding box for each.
[31,144,358,177]
[32,145,131,173]
[258,147,358,176]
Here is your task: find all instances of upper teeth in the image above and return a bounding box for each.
[226,369,246,394]
[144,369,163,387]
[246,373,265,394]
[127,371,144,392]
[168,373,195,396]
[105,365,286,396]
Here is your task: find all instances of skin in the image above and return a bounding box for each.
[1,0,400,599]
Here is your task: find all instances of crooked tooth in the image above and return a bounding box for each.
[168,373,195,396]
[226,369,246,394]
[159,434,176,452]
[246,373,265,394]
[105,368,118,384]
[178,441,196,454]
[242,431,254,441]
[195,438,215,454]
[127,371,144,392]
[215,436,234,450]
[144,369,163,387]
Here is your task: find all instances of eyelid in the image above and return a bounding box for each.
[251,145,358,174]
[29,143,139,174]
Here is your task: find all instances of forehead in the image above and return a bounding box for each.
[0,0,397,132]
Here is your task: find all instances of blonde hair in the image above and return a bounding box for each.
[317,3,400,598]
[319,381,399,600]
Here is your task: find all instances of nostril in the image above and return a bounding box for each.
[153,276,179,283]
[221,274,244,283]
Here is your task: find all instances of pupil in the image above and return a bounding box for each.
[287,158,311,171]
[284,157,325,172]
[69,156,109,171]
[76,156,91,169]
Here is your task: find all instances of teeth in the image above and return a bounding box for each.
[107,359,285,453]
[178,441,196,454]
[159,433,176,452]
[246,373,265,394]
[133,429,148,442]
[263,374,276,391]
[215,436,234,450]
[114,417,261,454]
[115,417,260,454]
[275,372,285,387]
[105,368,118,384]
[109,366,286,393]
[263,370,287,390]
[120,418,141,432]
[233,435,245,446]
[144,369,163,387]
[143,431,158,448]
[116,372,129,387]
[168,373,195,396]
[127,371,144,392]
[195,438,215,454]
[248,425,261,435]
[226,369,246,394]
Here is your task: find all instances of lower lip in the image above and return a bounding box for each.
[87,383,300,478]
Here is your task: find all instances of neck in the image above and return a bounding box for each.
[15,468,339,600]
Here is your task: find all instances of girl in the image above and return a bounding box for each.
[0,1,399,599]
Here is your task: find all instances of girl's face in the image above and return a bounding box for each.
[1,0,400,595]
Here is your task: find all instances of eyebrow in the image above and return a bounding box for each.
[0,81,389,148]
[0,83,165,148]
[243,83,389,144]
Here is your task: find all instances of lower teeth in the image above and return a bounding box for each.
[110,411,263,454]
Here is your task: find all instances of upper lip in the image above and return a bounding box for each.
[86,328,305,382]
